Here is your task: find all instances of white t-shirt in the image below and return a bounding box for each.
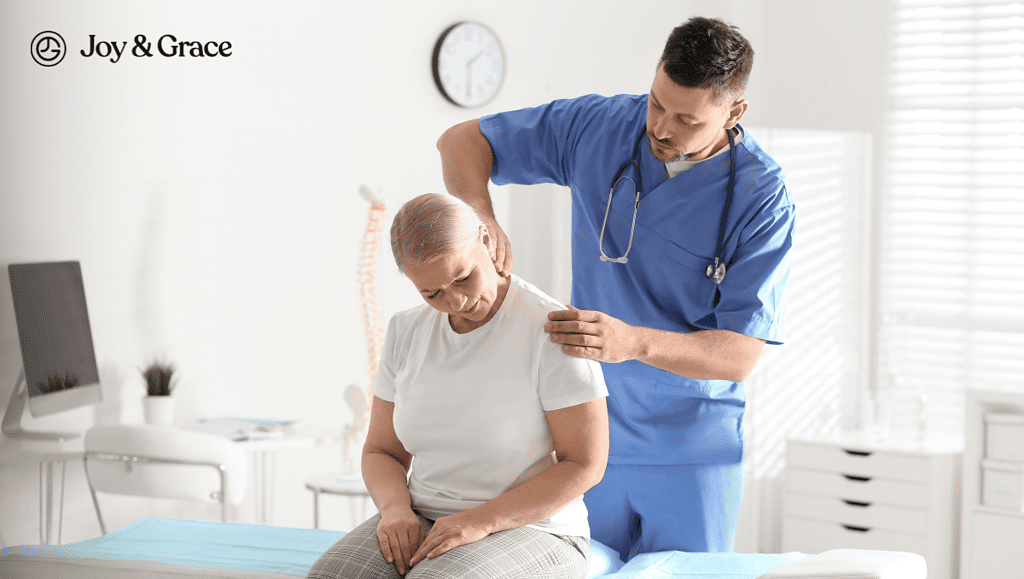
[374,274,608,537]
[664,127,745,179]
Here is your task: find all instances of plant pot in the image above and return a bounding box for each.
[143,395,176,426]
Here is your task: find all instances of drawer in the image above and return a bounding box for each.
[985,412,1024,462]
[787,439,930,482]
[784,492,928,535]
[782,516,928,555]
[982,459,1024,512]
[786,467,929,509]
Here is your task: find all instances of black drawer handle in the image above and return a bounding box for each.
[842,524,871,533]
[843,449,872,457]
[843,499,872,508]
[842,474,872,482]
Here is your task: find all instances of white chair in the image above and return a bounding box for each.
[83,424,247,534]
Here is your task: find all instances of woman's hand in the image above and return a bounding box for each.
[409,510,490,566]
[377,508,426,575]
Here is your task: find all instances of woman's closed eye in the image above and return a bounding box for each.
[427,274,472,300]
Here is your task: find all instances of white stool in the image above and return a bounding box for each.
[305,471,372,530]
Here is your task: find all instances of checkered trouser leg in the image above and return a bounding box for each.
[306,512,589,579]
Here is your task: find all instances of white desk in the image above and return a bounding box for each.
[0,423,343,543]
[0,436,84,546]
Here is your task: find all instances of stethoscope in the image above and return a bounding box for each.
[598,124,736,284]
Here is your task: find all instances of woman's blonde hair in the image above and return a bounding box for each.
[390,193,484,274]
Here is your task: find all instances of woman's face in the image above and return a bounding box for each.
[404,226,504,329]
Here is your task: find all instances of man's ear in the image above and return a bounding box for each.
[725,98,748,130]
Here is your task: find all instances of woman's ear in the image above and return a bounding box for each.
[479,224,497,262]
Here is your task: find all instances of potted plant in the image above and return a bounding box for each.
[141,360,176,425]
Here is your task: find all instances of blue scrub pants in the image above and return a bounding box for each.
[584,463,744,561]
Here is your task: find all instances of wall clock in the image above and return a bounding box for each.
[432,22,505,108]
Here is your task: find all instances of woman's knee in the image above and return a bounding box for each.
[306,514,398,579]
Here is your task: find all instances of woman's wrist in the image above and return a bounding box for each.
[378,502,415,518]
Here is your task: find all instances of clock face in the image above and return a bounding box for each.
[433,22,505,108]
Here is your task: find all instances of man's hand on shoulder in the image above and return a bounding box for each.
[544,305,639,363]
[544,305,766,382]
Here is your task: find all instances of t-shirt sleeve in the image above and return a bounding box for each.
[715,195,796,346]
[537,343,608,412]
[479,96,598,188]
[372,316,399,402]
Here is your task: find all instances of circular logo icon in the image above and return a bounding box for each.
[31,31,66,67]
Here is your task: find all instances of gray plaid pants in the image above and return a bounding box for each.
[306,512,590,579]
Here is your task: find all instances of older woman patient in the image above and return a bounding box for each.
[306,193,609,579]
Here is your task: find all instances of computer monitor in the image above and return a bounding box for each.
[3,260,102,439]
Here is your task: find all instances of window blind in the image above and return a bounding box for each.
[739,128,872,552]
[880,0,1024,436]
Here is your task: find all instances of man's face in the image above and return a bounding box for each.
[646,64,746,163]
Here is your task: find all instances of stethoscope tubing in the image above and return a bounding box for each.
[603,124,736,284]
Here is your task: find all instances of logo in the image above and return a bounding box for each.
[30,31,234,66]
[79,34,233,62]
[31,31,66,67]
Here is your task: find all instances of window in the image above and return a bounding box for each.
[880,0,1024,435]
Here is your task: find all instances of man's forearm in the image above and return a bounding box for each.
[437,119,496,219]
[631,327,765,383]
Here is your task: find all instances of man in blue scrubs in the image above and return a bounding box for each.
[436,17,794,560]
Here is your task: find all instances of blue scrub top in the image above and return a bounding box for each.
[480,94,795,465]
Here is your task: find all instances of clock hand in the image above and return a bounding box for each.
[466,52,482,100]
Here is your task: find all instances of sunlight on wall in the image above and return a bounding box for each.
[878,0,1024,436]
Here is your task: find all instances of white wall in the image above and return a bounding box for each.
[0,0,893,550]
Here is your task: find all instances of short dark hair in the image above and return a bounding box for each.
[658,17,754,100]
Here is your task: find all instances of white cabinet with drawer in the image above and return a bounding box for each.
[962,389,1024,579]
[782,432,961,579]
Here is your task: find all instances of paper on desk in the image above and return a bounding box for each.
[204,417,301,428]
[188,417,298,440]
[184,421,248,440]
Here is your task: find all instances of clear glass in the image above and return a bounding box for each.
[871,374,929,442]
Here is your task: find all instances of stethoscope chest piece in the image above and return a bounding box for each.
[706,258,727,284]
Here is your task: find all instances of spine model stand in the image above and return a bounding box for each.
[342,186,386,474]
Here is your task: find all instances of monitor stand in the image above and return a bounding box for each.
[2,368,81,441]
